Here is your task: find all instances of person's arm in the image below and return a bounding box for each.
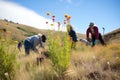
[32,40,37,50]
[39,37,43,48]
[94,26,99,44]
[72,30,78,42]
[94,26,99,39]
[41,42,45,48]
[32,40,40,54]
[86,28,90,41]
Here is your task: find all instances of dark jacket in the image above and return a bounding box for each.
[68,29,78,42]
[86,26,99,41]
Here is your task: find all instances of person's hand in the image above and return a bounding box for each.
[87,41,91,45]
[34,48,39,54]
[87,38,91,42]
[94,40,99,44]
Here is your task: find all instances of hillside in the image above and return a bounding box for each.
[0,19,48,41]
[0,19,120,80]
[104,28,120,43]
[0,19,120,43]
[0,19,85,41]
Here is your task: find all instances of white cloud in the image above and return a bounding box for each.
[0,0,66,31]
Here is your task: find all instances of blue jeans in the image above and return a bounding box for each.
[24,40,33,55]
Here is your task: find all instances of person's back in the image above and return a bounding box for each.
[24,34,41,55]
[69,29,77,42]
[25,35,40,49]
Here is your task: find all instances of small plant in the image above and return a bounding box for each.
[47,31,71,79]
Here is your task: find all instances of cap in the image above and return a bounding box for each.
[89,22,94,26]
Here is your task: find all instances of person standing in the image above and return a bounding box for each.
[67,24,78,49]
[86,22,105,47]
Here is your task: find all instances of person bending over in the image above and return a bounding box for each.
[24,34,47,55]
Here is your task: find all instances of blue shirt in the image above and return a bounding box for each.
[25,35,41,50]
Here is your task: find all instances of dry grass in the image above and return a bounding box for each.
[1,19,120,80]
[0,20,48,41]
[68,42,120,80]
[13,42,120,80]
[0,19,85,42]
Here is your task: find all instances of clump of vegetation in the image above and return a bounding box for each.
[0,41,18,80]
[47,31,71,79]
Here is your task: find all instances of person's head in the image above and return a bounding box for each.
[41,34,47,43]
[89,22,94,27]
[38,34,47,48]
[38,33,47,43]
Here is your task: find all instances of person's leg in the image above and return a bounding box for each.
[92,36,95,47]
[72,42,76,49]
[24,40,30,55]
[25,48,30,55]
[71,42,73,48]
[98,33,106,46]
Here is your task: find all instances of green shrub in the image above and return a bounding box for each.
[0,42,17,80]
[47,32,71,78]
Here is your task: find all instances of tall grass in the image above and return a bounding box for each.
[0,40,18,80]
[14,35,120,80]
[1,30,120,80]
[68,43,120,80]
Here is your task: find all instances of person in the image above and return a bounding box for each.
[79,38,91,46]
[67,24,78,49]
[23,33,47,55]
[86,22,106,47]
[17,41,23,52]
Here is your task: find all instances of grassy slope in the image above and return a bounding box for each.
[15,41,120,80]
[0,20,48,41]
[0,19,119,43]
[0,19,85,41]
[0,19,120,80]
[104,28,120,43]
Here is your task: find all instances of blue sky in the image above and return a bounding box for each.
[0,0,120,34]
